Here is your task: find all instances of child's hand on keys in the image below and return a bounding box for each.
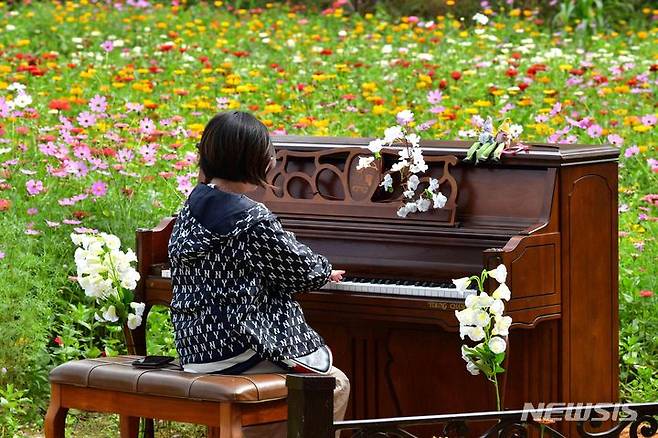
[330,270,345,282]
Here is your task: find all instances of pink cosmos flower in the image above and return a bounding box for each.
[26,179,44,196]
[139,118,156,135]
[176,174,194,196]
[63,219,82,225]
[117,149,134,163]
[77,111,97,128]
[0,98,10,118]
[27,207,38,216]
[624,146,640,158]
[535,114,549,123]
[46,220,61,228]
[607,134,624,146]
[89,95,108,113]
[427,90,443,105]
[633,242,644,252]
[126,102,144,113]
[216,97,229,109]
[101,40,114,52]
[549,102,562,117]
[587,124,603,138]
[91,181,108,197]
[0,251,4,260]
[74,227,98,234]
[648,158,658,173]
[641,114,657,127]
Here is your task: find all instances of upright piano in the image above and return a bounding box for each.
[134,136,619,429]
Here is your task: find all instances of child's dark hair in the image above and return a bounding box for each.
[197,111,275,187]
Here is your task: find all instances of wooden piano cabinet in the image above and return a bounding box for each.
[131,137,619,438]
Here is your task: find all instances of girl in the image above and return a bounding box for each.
[168,111,349,437]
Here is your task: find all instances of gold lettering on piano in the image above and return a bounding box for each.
[427,302,466,310]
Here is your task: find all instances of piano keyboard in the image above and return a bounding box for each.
[321,277,476,300]
[158,270,475,300]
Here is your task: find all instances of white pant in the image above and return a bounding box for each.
[243,366,350,438]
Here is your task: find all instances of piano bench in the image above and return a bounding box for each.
[44,355,288,438]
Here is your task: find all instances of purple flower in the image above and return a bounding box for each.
[587,124,603,138]
[607,134,624,146]
[535,114,549,123]
[27,207,38,216]
[0,251,4,260]
[126,102,144,113]
[633,242,644,252]
[77,111,97,128]
[91,181,108,197]
[216,97,229,109]
[417,119,436,131]
[63,219,82,225]
[89,95,108,113]
[624,145,640,158]
[426,90,443,105]
[117,149,134,163]
[176,174,194,196]
[641,114,657,127]
[74,227,98,234]
[26,179,44,196]
[101,40,114,52]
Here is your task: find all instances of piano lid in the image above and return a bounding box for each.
[271,135,620,167]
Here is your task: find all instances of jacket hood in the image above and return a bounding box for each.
[187,183,273,237]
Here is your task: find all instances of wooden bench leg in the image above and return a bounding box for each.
[44,384,68,438]
[144,418,155,438]
[208,426,221,438]
[119,415,140,438]
[218,403,242,438]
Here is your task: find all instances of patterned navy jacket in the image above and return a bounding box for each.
[168,183,332,366]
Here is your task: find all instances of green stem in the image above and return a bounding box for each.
[493,373,501,411]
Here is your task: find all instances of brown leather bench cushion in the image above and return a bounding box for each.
[49,356,287,403]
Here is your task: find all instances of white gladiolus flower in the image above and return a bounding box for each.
[380,174,393,191]
[466,360,481,375]
[453,277,471,293]
[357,156,375,170]
[403,189,415,199]
[100,233,121,250]
[432,192,447,209]
[473,310,490,327]
[407,175,420,191]
[102,305,119,323]
[383,126,404,144]
[396,205,410,218]
[465,293,478,309]
[488,336,507,354]
[489,264,507,283]
[490,299,504,316]
[391,159,408,172]
[130,302,146,317]
[127,313,142,330]
[120,270,140,290]
[492,315,512,336]
[492,283,511,301]
[405,133,420,147]
[409,156,428,174]
[428,178,440,191]
[477,292,494,308]
[455,308,475,326]
[465,326,486,342]
[416,197,431,212]
[367,138,385,154]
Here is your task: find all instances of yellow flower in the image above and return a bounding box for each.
[361,82,377,92]
[372,105,386,115]
[473,100,492,107]
[264,103,284,114]
[633,125,651,133]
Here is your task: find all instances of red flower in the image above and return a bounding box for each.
[73,210,89,219]
[232,51,250,58]
[439,79,448,89]
[48,99,71,111]
[341,94,356,101]
[320,48,333,56]
[640,290,654,298]
[505,68,518,78]
[650,64,658,72]
[0,199,10,211]
[159,43,175,52]
[450,71,461,81]
[518,82,529,91]
[54,336,63,346]
[569,68,585,76]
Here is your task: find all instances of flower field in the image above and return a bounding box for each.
[0,0,656,433]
